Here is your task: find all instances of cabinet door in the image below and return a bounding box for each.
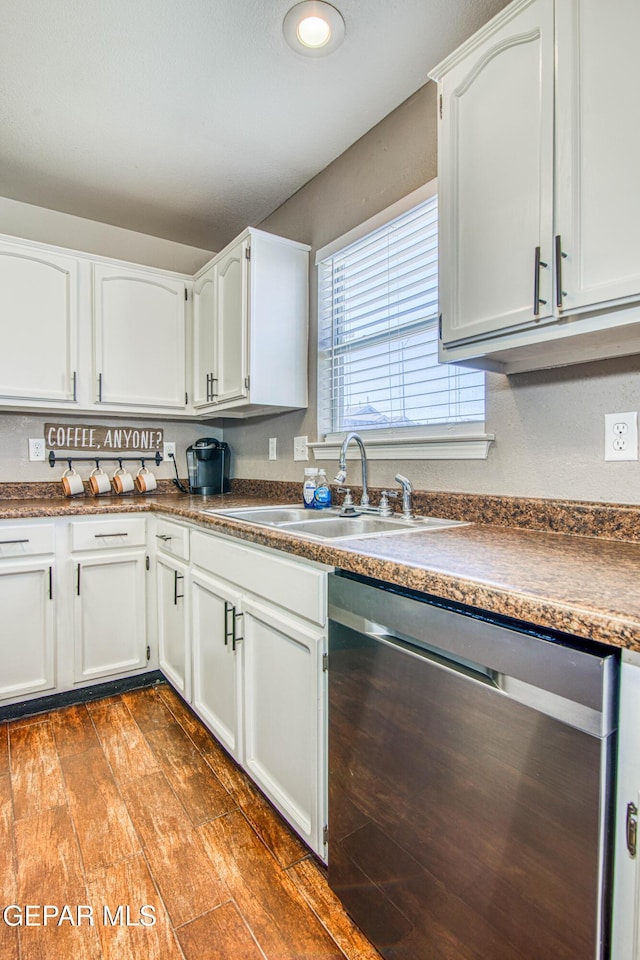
[213,237,248,406]
[0,240,78,402]
[192,264,215,409]
[191,570,243,762]
[93,263,186,409]
[0,559,55,701]
[157,554,189,699]
[243,598,325,856]
[611,656,640,960]
[438,0,555,344]
[73,551,147,682]
[555,0,640,315]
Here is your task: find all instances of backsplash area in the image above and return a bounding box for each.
[3,476,635,543]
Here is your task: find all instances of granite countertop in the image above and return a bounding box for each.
[1,491,639,652]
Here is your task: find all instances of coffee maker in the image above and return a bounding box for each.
[185,438,230,495]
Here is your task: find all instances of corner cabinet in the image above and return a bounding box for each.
[431,0,640,374]
[93,263,187,411]
[192,227,310,418]
[0,239,78,403]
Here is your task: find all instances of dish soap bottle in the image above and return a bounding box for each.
[314,469,332,509]
[303,467,318,509]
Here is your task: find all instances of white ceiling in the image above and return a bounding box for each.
[0,0,509,251]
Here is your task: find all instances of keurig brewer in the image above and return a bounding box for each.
[184,438,230,495]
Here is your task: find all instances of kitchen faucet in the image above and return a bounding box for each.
[333,432,370,508]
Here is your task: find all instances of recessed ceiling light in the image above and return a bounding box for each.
[283,1,345,57]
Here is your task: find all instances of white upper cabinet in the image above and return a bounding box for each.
[192,227,309,418]
[555,0,640,314]
[0,239,78,403]
[0,224,307,419]
[436,0,554,344]
[213,235,249,407]
[431,0,640,373]
[192,264,215,408]
[93,263,187,410]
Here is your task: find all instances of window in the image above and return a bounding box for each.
[317,181,485,440]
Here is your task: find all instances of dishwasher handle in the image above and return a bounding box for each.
[362,621,610,739]
[366,625,498,689]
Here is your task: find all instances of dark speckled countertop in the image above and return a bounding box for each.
[1,491,639,652]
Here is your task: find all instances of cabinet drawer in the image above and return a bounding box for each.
[191,530,327,626]
[154,517,189,560]
[0,522,55,558]
[70,517,146,551]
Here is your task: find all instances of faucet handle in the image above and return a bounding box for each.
[378,490,398,517]
[337,487,358,515]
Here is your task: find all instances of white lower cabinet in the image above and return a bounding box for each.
[157,553,189,699]
[70,516,149,684]
[188,528,329,857]
[612,651,640,960]
[73,551,148,683]
[243,597,325,853]
[191,569,243,764]
[0,557,55,701]
[0,521,57,702]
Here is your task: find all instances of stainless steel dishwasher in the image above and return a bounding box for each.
[327,571,618,960]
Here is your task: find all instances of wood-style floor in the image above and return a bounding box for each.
[0,682,381,960]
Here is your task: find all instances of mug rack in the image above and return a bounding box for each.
[48,451,163,470]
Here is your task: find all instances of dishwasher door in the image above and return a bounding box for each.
[328,572,618,960]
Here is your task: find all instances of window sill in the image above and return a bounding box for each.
[308,429,494,462]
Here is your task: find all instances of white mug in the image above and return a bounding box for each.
[135,467,157,494]
[61,467,84,497]
[112,467,135,495]
[89,466,110,496]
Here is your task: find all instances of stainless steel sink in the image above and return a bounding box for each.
[283,515,466,540]
[204,505,323,525]
[205,504,467,540]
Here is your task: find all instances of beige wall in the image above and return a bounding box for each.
[0,196,214,273]
[223,82,640,505]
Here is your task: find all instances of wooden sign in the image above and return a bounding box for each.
[45,423,164,453]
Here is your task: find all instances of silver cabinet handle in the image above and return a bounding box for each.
[0,538,29,545]
[533,246,548,318]
[156,534,172,541]
[232,610,243,650]
[555,234,568,309]
[627,802,638,858]
[94,532,129,538]
[224,601,233,645]
[174,570,184,605]
[98,372,103,402]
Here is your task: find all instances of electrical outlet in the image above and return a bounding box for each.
[163,441,176,461]
[268,438,277,460]
[29,438,46,462]
[604,412,638,461]
[294,436,309,461]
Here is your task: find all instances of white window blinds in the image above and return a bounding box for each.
[318,192,485,434]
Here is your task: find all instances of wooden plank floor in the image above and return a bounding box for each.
[3,683,382,960]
